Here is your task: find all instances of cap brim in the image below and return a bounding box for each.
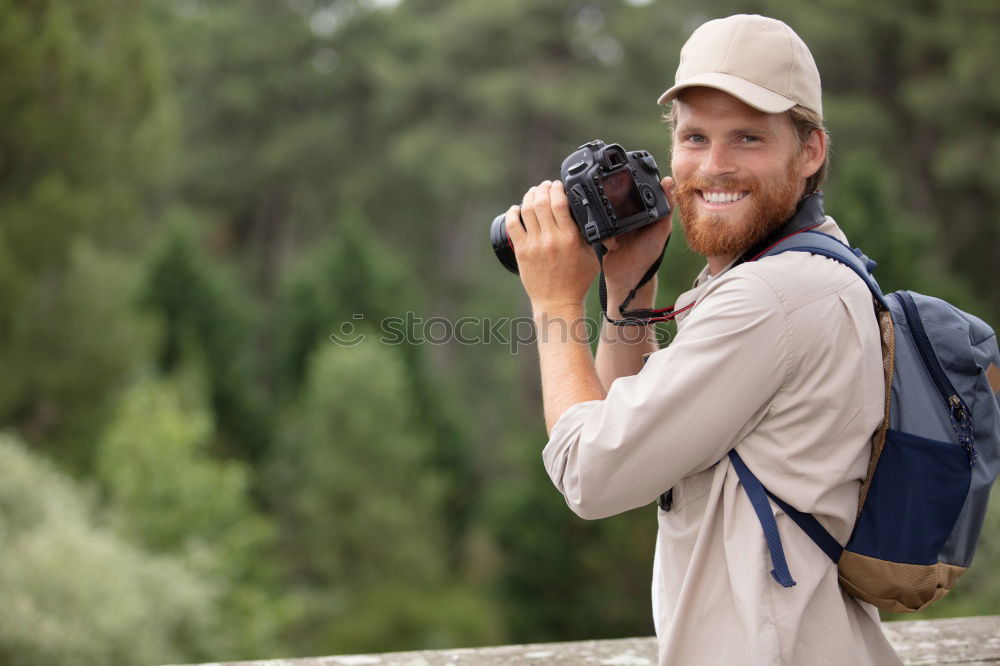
[656,72,797,113]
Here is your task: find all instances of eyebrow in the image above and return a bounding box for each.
[730,126,772,137]
[675,124,773,137]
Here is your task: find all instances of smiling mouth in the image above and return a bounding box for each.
[698,190,750,204]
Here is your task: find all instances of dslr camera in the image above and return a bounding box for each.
[491,140,670,273]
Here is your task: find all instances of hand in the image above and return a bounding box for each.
[505,180,599,313]
[599,176,675,299]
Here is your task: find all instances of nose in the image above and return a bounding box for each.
[702,143,736,177]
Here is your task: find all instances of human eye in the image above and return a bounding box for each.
[684,134,706,144]
[737,134,761,144]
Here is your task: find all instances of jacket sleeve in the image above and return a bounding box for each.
[542,270,790,519]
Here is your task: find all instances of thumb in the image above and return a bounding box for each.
[660,176,676,211]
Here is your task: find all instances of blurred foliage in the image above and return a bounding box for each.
[266,338,502,652]
[0,0,998,663]
[274,212,477,562]
[485,432,657,640]
[142,219,271,460]
[96,377,288,658]
[0,434,217,665]
[0,0,173,468]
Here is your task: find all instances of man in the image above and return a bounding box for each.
[503,14,904,666]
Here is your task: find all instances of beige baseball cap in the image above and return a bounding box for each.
[657,14,822,118]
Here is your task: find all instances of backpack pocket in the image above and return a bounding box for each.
[839,428,971,611]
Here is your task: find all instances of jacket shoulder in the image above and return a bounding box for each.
[732,251,866,314]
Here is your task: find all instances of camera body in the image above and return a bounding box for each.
[562,140,669,243]
[491,140,670,274]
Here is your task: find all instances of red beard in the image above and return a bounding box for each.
[676,159,803,259]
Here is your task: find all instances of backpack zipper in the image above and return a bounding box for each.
[893,291,977,466]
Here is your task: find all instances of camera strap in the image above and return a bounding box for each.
[593,235,683,327]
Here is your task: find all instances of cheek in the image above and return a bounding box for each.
[747,153,795,181]
[670,152,694,178]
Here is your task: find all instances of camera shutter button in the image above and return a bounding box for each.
[567,160,587,175]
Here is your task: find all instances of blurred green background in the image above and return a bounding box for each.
[1,0,998,664]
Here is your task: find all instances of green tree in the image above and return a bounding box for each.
[0,434,217,666]
[142,220,271,461]
[0,0,176,467]
[485,422,657,642]
[95,377,289,659]
[276,213,476,563]
[267,338,502,653]
[828,152,982,312]
[155,0,347,299]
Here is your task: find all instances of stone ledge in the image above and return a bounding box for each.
[173,615,1000,666]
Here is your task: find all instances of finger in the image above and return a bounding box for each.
[520,186,541,236]
[549,181,573,233]
[504,205,524,248]
[531,181,558,237]
[660,176,676,211]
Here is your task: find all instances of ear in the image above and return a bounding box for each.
[798,128,826,180]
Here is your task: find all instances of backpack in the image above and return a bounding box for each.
[728,229,1000,613]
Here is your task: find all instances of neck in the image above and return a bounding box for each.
[707,254,737,276]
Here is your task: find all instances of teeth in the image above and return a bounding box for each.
[702,191,747,204]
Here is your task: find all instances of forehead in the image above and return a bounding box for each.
[673,87,793,135]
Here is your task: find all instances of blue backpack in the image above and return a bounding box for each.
[730,230,1000,613]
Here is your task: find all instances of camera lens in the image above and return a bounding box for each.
[490,212,520,274]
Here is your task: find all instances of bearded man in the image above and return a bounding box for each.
[504,14,904,666]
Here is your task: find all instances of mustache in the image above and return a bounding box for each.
[675,175,756,194]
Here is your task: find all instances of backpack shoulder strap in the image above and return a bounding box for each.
[763,230,888,311]
[732,230,886,584]
[728,449,844,590]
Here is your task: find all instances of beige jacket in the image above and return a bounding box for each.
[543,218,903,665]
